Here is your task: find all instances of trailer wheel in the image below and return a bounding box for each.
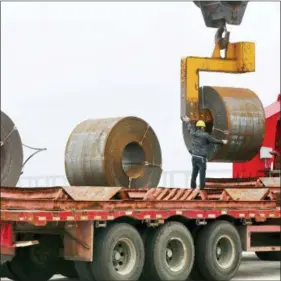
[195,221,242,281]
[187,226,205,281]
[75,261,95,281]
[0,262,17,280]
[91,223,144,281]
[8,235,60,281]
[255,251,281,261]
[187,262,207,281]
[142,221,195,281]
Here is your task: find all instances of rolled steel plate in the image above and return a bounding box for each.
[182,86,265,162]
[65,117,162,188]
[1,111,23,186]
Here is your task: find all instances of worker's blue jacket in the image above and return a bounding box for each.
[185,121,223,158]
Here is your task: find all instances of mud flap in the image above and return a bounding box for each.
[64,221,94,262]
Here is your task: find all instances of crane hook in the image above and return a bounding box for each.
[215,24,230,50]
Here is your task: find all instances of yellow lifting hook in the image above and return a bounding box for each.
[180,24,256,121]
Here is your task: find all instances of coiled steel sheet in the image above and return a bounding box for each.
[182,86,265,162]
[1,111,23,186]
[65,117,162,188]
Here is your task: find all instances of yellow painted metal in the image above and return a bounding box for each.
[181,41,255,121]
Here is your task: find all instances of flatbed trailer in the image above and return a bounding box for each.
[0,177,280,281]
[1,2,280,280]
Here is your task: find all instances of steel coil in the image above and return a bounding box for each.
[1,111,23,186]
[65,117,162,188]
[182,86,265,162]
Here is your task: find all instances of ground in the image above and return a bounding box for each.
[2,252,280,281]
[234,252,280,280]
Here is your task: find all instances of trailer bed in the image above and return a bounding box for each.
[1,177,280,226]
[1,177,280,281]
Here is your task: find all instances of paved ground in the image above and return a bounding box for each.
[1,252,280,281]
[233,252,280,280]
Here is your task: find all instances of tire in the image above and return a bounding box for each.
[56,258,78,278]
[8,235,60,281]
[255,251,281,261]
[0,261,17,280]
[75,261,95,281]
[195,221,242,281]
[187,226,206,281]
[187,262,206,281]
[142,221,195,281]
[91,223,145,281]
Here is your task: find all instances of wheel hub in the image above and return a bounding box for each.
[215,235,235,269]
[114,251,122,261]
[165,237,187,273]
[112,238,137,276]
[166,248,173,258]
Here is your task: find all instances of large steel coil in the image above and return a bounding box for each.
[182,86,265,162]
[1,111,23,186]
[65,117,162,188]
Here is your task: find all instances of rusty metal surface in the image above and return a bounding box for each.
[0,176,279,212]
[0,186,121,202]
[0,186,69,200]
[64,221,94,262]
[182,87,265,162]
[0,185,279,212]
[206,181,257,188]
[0,197,277,211]
[1,183,279,203]
[240,225,281,252]
[224,188,269,201]
[275,193,280,206]
[257,177,280,188]
[143,188,200,201]
[206,177,258,183]
[62,186,122,201]
[65,117,162,188]
[204,178,280,193]
[1,111,23,187]
[205,178,257,189]
[128,187,277,202]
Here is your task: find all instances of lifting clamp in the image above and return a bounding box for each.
[180,24,256,121]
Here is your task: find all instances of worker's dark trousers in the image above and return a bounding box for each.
[190,156,207,189]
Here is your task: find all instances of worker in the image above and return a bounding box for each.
[182,116,228,190]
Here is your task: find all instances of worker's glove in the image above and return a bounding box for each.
[181,116,190,123]
[222,139,228,145]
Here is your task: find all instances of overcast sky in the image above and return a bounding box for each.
[1,2,280,179]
